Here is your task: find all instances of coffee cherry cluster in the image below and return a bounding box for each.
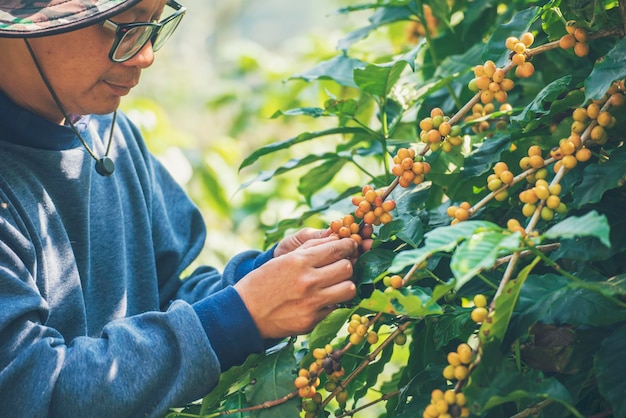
[346,313,378,346]
[330,214,363,245]
[446,201,472,224]
[311,343,345,380]
[559,21,589,57]
[464,102,512,134]
[294,362,322,399]
[391,147,432,187]
[470,294,488,324]
[418,108,464,152]
[505,32,535,78]
[442,343,474,381]
[572,103,618,147]
[352,185,396,226]
[551,139,581,173]
[424,388,470,418]
[322,379,349,410]
[468,60,516,104]
[486,161,514,202]
[519,145,546,171]
[302,393,323,418]
[519,178,567,221]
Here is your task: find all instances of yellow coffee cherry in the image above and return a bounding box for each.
[457,343,473,364]
[444,389,457,405]
[454,365,469,380]
[471,307,488,323]
[473,294,487,308]
[443,364,456,380]
[447,351,461,367]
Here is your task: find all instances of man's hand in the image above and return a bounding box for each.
[273,227,331,258]
[234,235,358,339]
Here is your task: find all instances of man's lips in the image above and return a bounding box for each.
[104,80,137,95]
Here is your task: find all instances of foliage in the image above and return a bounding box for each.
[167,0,626,417]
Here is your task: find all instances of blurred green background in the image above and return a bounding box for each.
[123,0,358,269]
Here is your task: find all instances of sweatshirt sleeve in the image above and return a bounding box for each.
[0,218,221,418]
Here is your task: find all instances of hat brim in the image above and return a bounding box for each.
[0,0,142,38]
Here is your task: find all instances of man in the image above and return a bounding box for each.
[0,1,358,416]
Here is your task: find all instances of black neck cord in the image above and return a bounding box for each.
[24,39,116,176]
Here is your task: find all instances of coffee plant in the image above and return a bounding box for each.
[168,1,626,417]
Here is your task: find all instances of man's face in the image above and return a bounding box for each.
[0,0,168,122]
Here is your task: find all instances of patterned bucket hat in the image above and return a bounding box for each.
[0,0,141,38]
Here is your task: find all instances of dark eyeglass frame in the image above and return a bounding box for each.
[101,0,186,63]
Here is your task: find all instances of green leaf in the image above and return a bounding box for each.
[354,61,411,99]
[515,273,626,329]
[465,355,576,416]
[359,288,442,318]
[570,145,626,208]
[337,6,415,51]
[543,210,611,248]
[431,310,475,350]
[197,166,231,218]
[324,98,359,117]
[354,248,395,286]
[290,55,367,88]
[199,353,262,414]
[510,75,573,131]
[246,346,300,418]
[270,107,325,119]
[376,219,406,242]
[479,258,539,344]
[297,158,348,202]
[395,215,425,249]
[460,132,514,178]
[302,308,352,367]
[585,37,626,101]
[595,324,626,418]
[240,152,350,188]
[451,230,522,289]
[390,221,500,272]
[239,127,368,170]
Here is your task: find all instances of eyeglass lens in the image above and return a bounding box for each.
[112,10,184,61]
[114,27,153,61]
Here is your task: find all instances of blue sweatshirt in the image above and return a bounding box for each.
[0,92,273,417]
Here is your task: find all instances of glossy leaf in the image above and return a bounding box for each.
[290,54,368,88]
[451,230,522,289]
[510,75,573,131]
[337,6,415,51]
[297,157,348,202]
[571,145,626,208]
[543,210,611,247]
[246,346,300,418]
[354,61,411,99]
[390,221,500,272]
[465,355,576,416]
[514,273,626,329]
[359,288,442,318]
[239,127,369,171]
[585,37,626,101]
[595,324,626,418]
[479,258,539,344]
[240,152,351,188]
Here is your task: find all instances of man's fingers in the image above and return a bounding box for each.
[316,279,357,307]
[301,238,358,268]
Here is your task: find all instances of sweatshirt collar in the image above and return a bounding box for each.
[0,91,89,150]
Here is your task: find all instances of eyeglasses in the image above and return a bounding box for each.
[101,0,186,63]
